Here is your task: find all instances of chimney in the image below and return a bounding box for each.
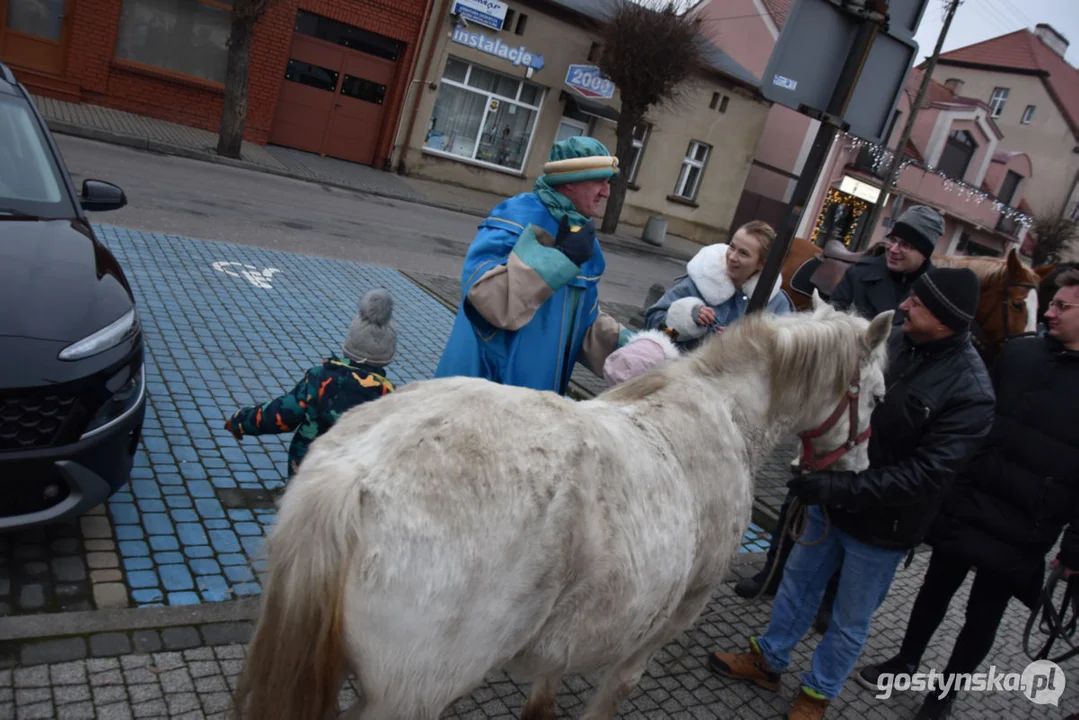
[1034,23,1070,58]
[944,78,964,95]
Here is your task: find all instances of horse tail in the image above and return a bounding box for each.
[232,477,360,720]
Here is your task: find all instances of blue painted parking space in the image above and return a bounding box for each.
[29,224,770,610]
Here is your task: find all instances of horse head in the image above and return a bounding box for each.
[934,249,1039,361]
[792,291,892,472]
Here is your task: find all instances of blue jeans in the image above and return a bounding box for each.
[756,506,906,699]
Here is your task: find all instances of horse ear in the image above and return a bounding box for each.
[1035,264,1056,280]
[811,288,825,311]
[1006,248,1023,275]
[864,310,894,354]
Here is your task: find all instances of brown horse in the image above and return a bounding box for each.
[782,239,1042,362]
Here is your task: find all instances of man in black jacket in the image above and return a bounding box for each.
[831,204,943,320]
[709,268,994,720]
[856,269,1079,720]
[736,205,947,611]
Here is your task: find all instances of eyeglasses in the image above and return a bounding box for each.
[1048,300,1079,313]
[886,238,916,252]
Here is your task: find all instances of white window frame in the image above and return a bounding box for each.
[988,87,1009,118]
[628,123,650,185]
[424,57,546,175]
[1021,105,1036,124]
[673,140,710,201]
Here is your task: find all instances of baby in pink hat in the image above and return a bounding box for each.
[602,329,682,387]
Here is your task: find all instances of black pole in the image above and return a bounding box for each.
[747,2,885,314]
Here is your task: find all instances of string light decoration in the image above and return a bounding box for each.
[839,132,1033,230]
[810,188,869,247]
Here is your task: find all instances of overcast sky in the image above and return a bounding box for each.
[912,0,1079,66]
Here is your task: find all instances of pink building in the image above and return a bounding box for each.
[691,0,1032,257]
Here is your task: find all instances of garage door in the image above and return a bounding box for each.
[270,12,401,166]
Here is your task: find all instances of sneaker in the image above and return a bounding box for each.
[855,656,916,693]
[914,692,954,720]
[707,637,782,692]
[787,687,830,720]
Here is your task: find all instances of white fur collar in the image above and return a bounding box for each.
[686,243,783,306]
[623,329,682,359]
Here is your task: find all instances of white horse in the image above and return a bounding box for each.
[233,300,894,720]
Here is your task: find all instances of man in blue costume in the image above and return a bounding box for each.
[435,137,633,394]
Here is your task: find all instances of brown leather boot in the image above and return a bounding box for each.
[707,637,782,691]
[787,687,830,720]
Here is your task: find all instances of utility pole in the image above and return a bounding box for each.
[748,0,887,313]
[852,0,961,251]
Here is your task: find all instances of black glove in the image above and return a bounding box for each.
[554,215,595,267]
[786,472,839,507]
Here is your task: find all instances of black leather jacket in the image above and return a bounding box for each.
[822,327,996,550]
[831,254,932,322]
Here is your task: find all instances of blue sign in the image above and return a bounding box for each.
[452,0,508,31]
[451,27,545,71]
[565,64,615,100]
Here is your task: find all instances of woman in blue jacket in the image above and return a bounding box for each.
[645,220,793,351]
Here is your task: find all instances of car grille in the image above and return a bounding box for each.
[0,393,78,451]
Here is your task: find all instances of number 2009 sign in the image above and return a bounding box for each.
[565,64,615,100]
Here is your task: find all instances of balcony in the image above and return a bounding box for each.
[850,146,887,178]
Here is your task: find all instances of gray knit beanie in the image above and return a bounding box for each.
[342,289,396,367]
[887,205,946,258]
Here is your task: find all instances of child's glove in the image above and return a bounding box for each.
[224,417,243,441]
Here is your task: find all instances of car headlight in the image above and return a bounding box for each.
[59,308,140,361]
[83,364,146,437]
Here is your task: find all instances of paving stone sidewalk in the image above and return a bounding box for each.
[3,552,1074,719]
[31,94,702,262]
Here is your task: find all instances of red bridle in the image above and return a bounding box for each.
[797,365,872,473]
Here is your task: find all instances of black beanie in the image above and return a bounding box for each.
[911,268,980,332]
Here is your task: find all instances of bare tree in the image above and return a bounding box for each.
[217,0,278,159]
[1030,204,1078,267]
[596,0,706,234]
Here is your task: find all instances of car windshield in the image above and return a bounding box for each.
[0,93,73,218]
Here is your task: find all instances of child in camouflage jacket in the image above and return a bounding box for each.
[225,288,397,477]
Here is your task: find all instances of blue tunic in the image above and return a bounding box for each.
[434,193,607,394]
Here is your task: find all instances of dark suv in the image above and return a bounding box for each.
[0,62,146,531]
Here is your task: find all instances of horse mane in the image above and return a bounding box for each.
[933,253,1040,287]
[601,309,864,417]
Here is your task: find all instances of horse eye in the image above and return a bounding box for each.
[872,394,884,406]
[1011,301,1025,311]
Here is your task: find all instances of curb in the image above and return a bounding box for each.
[47,120,696,263]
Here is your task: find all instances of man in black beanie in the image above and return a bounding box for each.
[708,266,995,720]
[831,205,944,321]
[737,205,948,605]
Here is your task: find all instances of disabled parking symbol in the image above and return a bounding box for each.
[211,261,282,289]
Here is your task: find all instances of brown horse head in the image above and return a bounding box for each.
[932,248,1040,360]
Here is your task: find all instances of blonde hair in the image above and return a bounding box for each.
[736,220,777,265]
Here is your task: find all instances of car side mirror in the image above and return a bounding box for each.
[80,179,127,212]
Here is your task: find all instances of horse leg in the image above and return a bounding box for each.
[521,673,562,720]
[578,654,650,720]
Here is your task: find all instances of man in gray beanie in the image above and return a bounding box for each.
[830,204,945,322]
[225,288,397,478]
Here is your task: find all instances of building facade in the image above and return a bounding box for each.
[393,0,771,243]
[0,0,431,169]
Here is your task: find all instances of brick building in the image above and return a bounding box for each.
[0,0,431,168]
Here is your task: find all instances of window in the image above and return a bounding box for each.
[988,87,1009,117]
[936,129,977,181]
[424,57,545,172]
[340,75,387,105]
[710,92,719,110]
[628,122,650,184]
[284,60,338,93]
[555,118,588,143]
[0,95,72,219]
[115,0,232,83]
[515,13,528,35]
[997,170,1022,207]
[718,95,729,113]
[503,9,516,32]
[673,141,710,201]
[294,10,402,61]
[1021,105,1036,124]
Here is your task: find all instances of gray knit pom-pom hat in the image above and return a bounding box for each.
[342,288,396,366]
